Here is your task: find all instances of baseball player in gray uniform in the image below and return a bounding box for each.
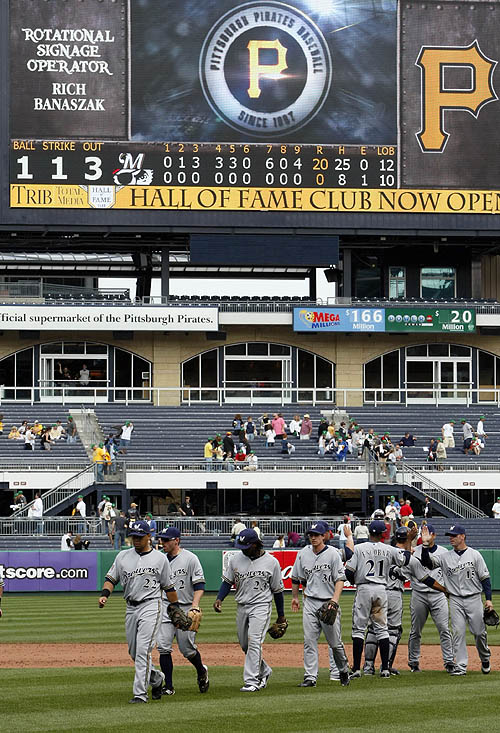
[99,519,183,703]
[408,523,455,673]
[156,527,209,695]
[214,527,285,692]
[345,519,412,678]
[291,520,350,687]
[420,523,494,676]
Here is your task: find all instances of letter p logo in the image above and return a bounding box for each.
[416,41,497,152]
[247,39,288,99]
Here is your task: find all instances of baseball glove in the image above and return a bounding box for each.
[316,600,339,625]
[484,607,500,628]
[267,618,288,639]
[167,603,192,631]
[188,607,203,632]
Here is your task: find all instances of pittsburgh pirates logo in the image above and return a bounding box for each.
[199,1,332,137]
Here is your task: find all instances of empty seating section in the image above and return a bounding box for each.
[0,407,87,462]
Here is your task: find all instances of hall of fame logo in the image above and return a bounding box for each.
[199,1,332,137]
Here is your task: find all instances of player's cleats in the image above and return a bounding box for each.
[129,697,147,704]
[339,671,350,687]
[349,670,362,679]
[363,666,375,676]
[161,687,175,696]
[298,679,316,687]
[481,662,491,675]
[409,664,421,672]
[380,670,391,678]
[451,669,466,676]
[151,672,165,700]
[389,667,400,676]
[329,675,340,682]
[198,665,209,693]
[240,684,260,692]
[445,664,457,674]
[258,669,272,689]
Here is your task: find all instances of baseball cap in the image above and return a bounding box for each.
[234,528,260,548]
[395,526,409,541]
[373,509,384,519]
[369,520,387,535]
[460,419,466,424]
[306,520,329,535]
[445,523,466,536]
[425,523,436,534]
[77,495,83,499]
[157,527,181,540]
[128,520,151,536]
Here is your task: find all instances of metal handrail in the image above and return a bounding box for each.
[11,464,95,517]
[123,460,365,472]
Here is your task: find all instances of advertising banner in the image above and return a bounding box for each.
[0,305,219,331]
[294,307,476,334]
[0,551,98,591]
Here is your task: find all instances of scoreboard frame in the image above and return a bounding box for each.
[4,0,500,236]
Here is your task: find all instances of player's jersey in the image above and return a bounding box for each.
[223,551,284,605]
[345,541,409,585]
[427,546,489,596]
[291,545,346,599]
[411,544,446,593]
[106,547,174,603]
[387,553,429,591]
[165,548,205,605]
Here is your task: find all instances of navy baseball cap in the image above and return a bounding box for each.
[157,527,181,540]
[234,528,260,548]
[425,523,436,534]
[395,526,408,541]
[445,524,466,536]
[128,520,151,536]
[369,520,387,535]
[307,520,330,535]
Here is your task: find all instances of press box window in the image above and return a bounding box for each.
[420,267,456,299]
[389,267,406,299]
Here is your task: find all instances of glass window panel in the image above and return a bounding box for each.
[382,351,399,388]
[353,265,381,299]
[63,342,85,354]
[0,354,15,385]
[450,345,471,357]
[420,267,456,299]
[479,352,495,385]
[406,345,427,356]
[428,344,449,356]
[496,357,500,387]
[421,267,455,276]
[15,348,33,387]
[114,348,132,387]
[201,349,218,386]
[87,344,108,354]
[364,357,382,388]
[390,267,405,278]
[297,349,314,387]
[270,344,291,355]
[225,344,246,355]
[182,355,200,388]
[41,343,62,353]
[132,355,150,387]
[315,355,333,388]
[247,342,268,355]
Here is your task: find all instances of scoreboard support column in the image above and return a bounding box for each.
[161,248,170,300]
[309,271,317,301]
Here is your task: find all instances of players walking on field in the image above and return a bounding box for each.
[214,528,286,692]
[291,520,350,687]
[156,527,209,695]
[98,520,191,703]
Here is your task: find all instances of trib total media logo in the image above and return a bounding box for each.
[199,1,332,136]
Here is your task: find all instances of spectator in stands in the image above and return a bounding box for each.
[75,495,87,534]
[375,440,388,476]
[287,530,301,547]
[423,496,432,519]
[245,417,256,443]
[353,519,370,543]
[223,431,235,458]
[40,427,53,451]
[103,498,116,545]
[79,363,90,387]
[400,499,414,521]
[225,454,235,471]
[271,413,285,439]
[476,415,487,445]
[441,419,455,448]
[279,433,289,454]
[286,440,296,456]
[428,438,438,462]
[73,534,90,550]
[104,440,116,475]
[180,495,195,516]
[214,442,224,469]
[492,497,500,519]
[145,513,157,541]
[471,436,483,456]
[338,516,351,552]
[335,435,348,462]
[317,430,328,457]
[32,420,42,436]
[300,414,312,440]
[393,443,403,462]
[258,412,270,436]
[400,431,417,446]
[118,420,134,454]
[235,447,247,467]
[23,426,36,451]
[230,518,247,544]
[92,443,106,481]
[387,447,397,484]
[50,421,66,441]
[385,498,399,535]
[244,450,258,470]
[250,520,262,539]
[61,530,73,551]
[436,438,447,468]
[126,502,140,522]
[8,426,23,440]
[317,416,329,439]
[289,414,301,437]
[113,511,128,549]
[66,416,78,444]
[338,421,348,439]
[273,534,286,548]
[29,492,43,534]
[18,421,28,435]
[14,490,27,508]
[461,418,473,453]
[204,437,214,470]
[232,413,243,435]
[265,425,275,447]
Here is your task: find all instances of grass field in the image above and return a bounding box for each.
[2,592,499,732]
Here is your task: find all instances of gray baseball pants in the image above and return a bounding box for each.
[125,599,164,701]
[236,602,273,687]
[408,590,454,667]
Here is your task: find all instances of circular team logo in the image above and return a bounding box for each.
[199,1,332,137]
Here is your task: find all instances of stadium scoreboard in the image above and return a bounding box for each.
[6,0,500,225]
